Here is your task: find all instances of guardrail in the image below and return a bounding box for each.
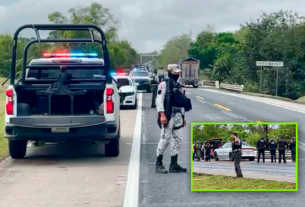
[256,151,292,159]
[200,80,215,86]
[220,83,244,92]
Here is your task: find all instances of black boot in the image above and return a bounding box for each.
[169,154,187,173]
[156,155,168,174]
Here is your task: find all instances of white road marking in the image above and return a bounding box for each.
[123,93,142,207]
[199,88,305,114]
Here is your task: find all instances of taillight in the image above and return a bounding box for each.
[106,88,114,114]
[6,89,14,115]
[253,148,256,151]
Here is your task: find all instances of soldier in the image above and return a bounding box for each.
[231,132,243,178]
[256,137,267,163]
[268,138,277,163]
[277,136,289,164]
[290,135,296,162]
[155,65,192,174]
[205,142,211,162]
[196,141,201,161]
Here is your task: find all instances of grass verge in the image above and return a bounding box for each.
[0,78,8,161]
[193,173,296,190]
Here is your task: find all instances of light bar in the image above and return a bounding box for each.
[42,53,98,58]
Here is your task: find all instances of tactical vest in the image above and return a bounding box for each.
[270,141,276,149]
[258,140,265,148]
[278,140,286,150]
[290,140,296,150]
[232,140,242,151]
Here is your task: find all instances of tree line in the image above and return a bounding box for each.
[193,124,296,147]
[156,10,305,100]
[0,2,138,78]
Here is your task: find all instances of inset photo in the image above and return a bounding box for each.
[191,123,298,191]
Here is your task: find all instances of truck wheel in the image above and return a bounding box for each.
[193,85,199,88]
[9,140,27,159]
[105,126,120,157]
[132,99,137,109]
[249,158,255,161]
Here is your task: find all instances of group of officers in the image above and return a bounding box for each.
[256,135,296,164]
[193,141,219,162]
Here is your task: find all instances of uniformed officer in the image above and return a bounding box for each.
[290,135,296,162]
[256,137,267,163]
[205,142,211,162]
[155,66,188,174]
[231,132,243,178]
[196,141,201,161]
[268,138,277,163]
[277,136,289,164]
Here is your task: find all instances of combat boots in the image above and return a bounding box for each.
[169,154,187,173]
[156,155,168,174]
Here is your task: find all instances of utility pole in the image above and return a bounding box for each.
[190,29,192,40]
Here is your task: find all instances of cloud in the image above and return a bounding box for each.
[0,0,305,53]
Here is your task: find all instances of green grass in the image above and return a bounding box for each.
[193,173,296,190]
[0,78,8,161]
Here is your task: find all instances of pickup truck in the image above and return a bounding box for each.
[4,24,121,158]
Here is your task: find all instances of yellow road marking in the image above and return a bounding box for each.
[256,120,264,123]
[214,103,231,111]
[196,96,204,100]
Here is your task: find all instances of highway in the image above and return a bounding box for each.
[0,87,304,207]
[138,87,304,207]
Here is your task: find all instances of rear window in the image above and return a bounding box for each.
[130,72,149,77]
[27,67,104,79]
[117,78,132,86]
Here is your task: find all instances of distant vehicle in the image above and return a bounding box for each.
[112,74,137,109]
[129,70,151,92]
[208,138,223,159]
[214,142,257,161]
[179,57,200,88]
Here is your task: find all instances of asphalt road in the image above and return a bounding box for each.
[139,88,304,207]
[193,159,296,177]
[0,108,137,207]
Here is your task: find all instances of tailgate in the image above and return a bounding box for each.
[10,115,106,128]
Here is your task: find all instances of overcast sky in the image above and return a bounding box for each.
[1,0,305,53]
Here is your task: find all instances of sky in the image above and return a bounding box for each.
[1,0,305,53]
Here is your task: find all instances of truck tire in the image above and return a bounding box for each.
[105,125,120,157]
[9,140,27,159]
[193,85,199,88]
[132,99,137,109]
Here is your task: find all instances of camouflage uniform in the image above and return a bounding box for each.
[156,81,184,157]
[155,79,187,174]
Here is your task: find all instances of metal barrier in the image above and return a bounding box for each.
[201,80,215,87]
[220,83,244,92]
[151,84,158,108]
[256,151,292,159]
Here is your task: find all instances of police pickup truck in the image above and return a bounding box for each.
[4,24,120,158]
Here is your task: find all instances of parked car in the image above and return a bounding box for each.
[112,75,137,109]
[214,142,256,161]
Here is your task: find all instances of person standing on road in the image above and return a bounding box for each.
[277,136,289,164]
[201,142,205,160]
[268,138,277,163]
[290,135,296,162]
[205,142,211,162]
[155,65,192,174]
[256,137,267,163]
[196,141,201,161]
[231,132,243,178]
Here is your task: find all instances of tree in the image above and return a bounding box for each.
[159,34,191,68]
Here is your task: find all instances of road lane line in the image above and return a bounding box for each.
[123,93,142,207]
[186,92,191,95]
[214,103,231,111]
[199,88,305,114]
[196,96,204,100]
